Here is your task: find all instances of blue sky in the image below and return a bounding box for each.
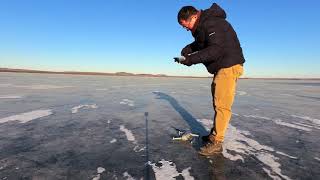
[1,0,319,78]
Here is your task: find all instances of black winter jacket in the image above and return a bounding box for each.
[182,3,245,74]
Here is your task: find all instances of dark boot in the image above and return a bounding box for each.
[201,134,216,142]
[199,140,223,156]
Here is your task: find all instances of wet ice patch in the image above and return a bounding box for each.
[0,109,52,124]
[71,104,98,113]
[120,99,135,107]
[149,159,194,180]
[119,125,137,143]
[0,95,22,99]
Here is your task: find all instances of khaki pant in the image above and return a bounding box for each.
[211,64,243,142]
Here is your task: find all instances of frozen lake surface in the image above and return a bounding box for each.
[0,72,319,180]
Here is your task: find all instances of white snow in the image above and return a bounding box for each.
[222,124,292,180]
[196,119,213,131]
[276,151,298,159]
[237,91,247,96]
[0,95,22,99]
[291,115,320,126]
[315,157,320,161]
[71,104,98,114]
[120,99,135,107]
[197,118,292,180]
[243,115,271,120]
[274,119,311,131]
[123,172,135,180]
[119,125,137,143]
[133,145,145,152]
[149,160,194,180]
[97,167,106,174]
[110,139,117,143]
[0,109,52,124]
[92,174,100,180]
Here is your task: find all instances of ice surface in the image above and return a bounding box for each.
[0,73,319,179]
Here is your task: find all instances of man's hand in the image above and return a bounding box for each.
[180,56,193,66]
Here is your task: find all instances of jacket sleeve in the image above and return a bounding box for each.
[181,41,197,56]
[188,23,225,64]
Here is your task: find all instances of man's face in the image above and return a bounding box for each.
[179,15,197,31]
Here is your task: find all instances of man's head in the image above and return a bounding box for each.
[177,6,199,31]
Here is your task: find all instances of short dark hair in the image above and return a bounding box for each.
[177,6,198,23]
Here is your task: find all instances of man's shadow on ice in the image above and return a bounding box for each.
[153,92,209,149]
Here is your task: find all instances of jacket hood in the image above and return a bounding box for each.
[203,3,226,19]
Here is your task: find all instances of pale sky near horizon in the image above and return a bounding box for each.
[1,0,320,78]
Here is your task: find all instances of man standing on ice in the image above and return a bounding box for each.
[176,3,245,155]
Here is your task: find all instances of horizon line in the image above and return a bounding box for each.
[1,67,319,80]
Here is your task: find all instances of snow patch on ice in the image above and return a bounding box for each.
[274,119,311,131]
[243,115,271,120]
[97,167,106,174]
[110,139,117,143]
[291,115,320,126]
[276,151,298,159]
[196,119,213,131]
[71,104,98,113]
[315,157,320,161]
[120,99,135,107]
[243,114,313,131]
[149,159,194,180]
[0,95,22,99]
[199,119,294,179]
[123,172,135,180]
[0,109,52,124]
[120,125,137,143]
[92,167,106,180]
[133,145,145,152]
[223,124,292,180]
[237,91,247,96]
